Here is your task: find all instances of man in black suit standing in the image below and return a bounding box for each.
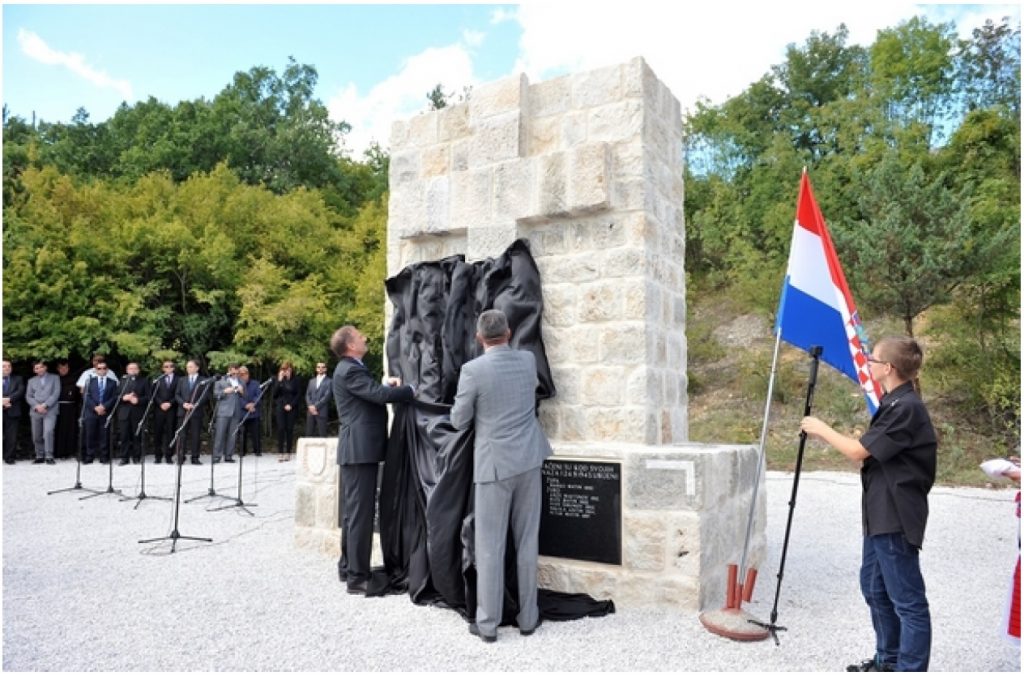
[330,325,414,594]
[173,359,210,465]
[116,362,151,465]
[3,358,26,464]
[151,360,178,463]
[82,362,117,463]
[54,359,80,460]
[304,361,333,437]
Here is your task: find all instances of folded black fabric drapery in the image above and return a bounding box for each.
[373,239,615,624]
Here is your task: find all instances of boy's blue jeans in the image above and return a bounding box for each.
[860,533,931,672]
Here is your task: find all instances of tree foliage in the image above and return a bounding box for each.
[3,60,390,376]
[684,15,1020,438]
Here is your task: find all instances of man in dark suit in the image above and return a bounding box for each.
[450,309,553,643]
[54,359,80,459]
[116,362,151,465]
[151,360,179,463]
[304,361,333,437]
[238,366,264,457]
[173,359,210,465]
[3,358,26,464]
[330,325,414,594]
[82,362,118,463]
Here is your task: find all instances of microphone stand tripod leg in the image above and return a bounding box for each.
[81,416,124,500]
[186,417,230,504]
[122,420,170,509]
[48,417,101,497]
[209,434,257,516]
[138,439,211,553]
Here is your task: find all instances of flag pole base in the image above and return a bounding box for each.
[699,607,771,641]
[699,563,770,642]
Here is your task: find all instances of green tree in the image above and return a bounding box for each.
[955,16,1021,117]
[836,153,986,337]
[869,17,958,145]
[427,83,449,111]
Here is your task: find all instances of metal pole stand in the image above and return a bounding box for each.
[208,421,257,516]
[138,435,211,553]
[47,412,101,498]
[122,393,171,509]
[749,345,823,645]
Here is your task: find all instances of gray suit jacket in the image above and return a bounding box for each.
[213,377,244,418]
[26,372,60,419]
[450,345,552,484]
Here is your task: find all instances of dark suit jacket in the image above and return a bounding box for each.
[174,375,211,418]
[273,376,301,412]
[82,376,118,419]
[305,374,333,416]
[332,357,414,465]
[116,376,152,421]
[3,375,25,419]
[241,379,263,420]
[152,373,178,408]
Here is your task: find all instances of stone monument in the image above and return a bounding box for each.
[294,57,766,611]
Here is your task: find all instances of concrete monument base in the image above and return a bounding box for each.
[293,437,766,610]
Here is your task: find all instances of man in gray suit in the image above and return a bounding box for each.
[304,361,333,437]
[330,325,414,595]
[26,360,60,465]
[450,309,553,643]
[211,364,244,463]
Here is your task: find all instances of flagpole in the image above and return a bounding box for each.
[752,345,823,645]
[738,328,782,584]
[698,329,780,642]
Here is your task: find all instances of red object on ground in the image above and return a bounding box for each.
[699,564,770,642]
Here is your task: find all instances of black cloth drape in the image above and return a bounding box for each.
[372,239,614,624]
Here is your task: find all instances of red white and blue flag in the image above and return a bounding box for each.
[775,170,882,414]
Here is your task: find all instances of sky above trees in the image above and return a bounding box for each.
[4,3,1018,156]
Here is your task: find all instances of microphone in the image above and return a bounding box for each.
[259,377,274,388]
[152,376,162,385]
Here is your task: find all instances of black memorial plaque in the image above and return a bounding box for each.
[539,459,621,565]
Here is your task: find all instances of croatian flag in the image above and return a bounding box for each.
[775,170,882,414]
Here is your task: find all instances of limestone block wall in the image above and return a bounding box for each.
[294,58,767,612]
[539,442,765,610]
[293,436,767,610]
[387,57,687,447]
[293,438,343,557]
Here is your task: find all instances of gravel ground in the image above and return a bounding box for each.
[2,458,1020,672]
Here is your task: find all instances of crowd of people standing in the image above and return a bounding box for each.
[1,354,335,466]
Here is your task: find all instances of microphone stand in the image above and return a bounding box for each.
[139,378,213,553]
[81,376,129,500]
[209,378,272,516]
[48,375,102,497]
[79,376,126,499]
[122,378,171,509]
[186,377,232,505]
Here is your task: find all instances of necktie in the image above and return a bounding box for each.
[166,375,171,387]
[3,377,8,393]
[98,379,105,398]
[190,376,196,390]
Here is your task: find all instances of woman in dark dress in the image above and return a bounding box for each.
[273,362,300,462]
